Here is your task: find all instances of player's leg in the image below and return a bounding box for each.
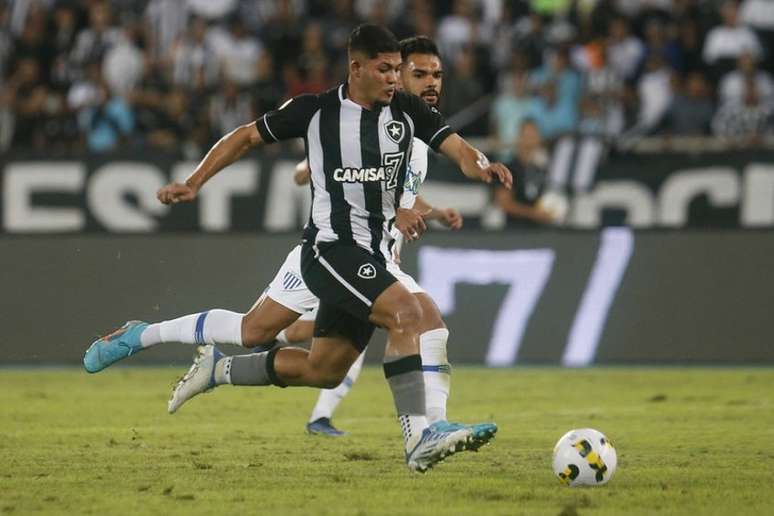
[415,292,451,424]
[307,351,366,436]
[168,324,362,413]
[84,246,311,372]
[299,242,477,470]
[385,263,495,450]
[386,262,451,424]
[275,309,316,346]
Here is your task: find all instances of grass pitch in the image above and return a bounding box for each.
[1,367,773,515]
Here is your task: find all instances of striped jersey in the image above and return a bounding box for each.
[255,83,453,261]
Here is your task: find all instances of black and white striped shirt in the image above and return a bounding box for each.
[256,83,453,261]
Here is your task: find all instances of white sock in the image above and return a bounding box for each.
[420,328,451,424]
[139,309,244,348]
[401,414,429,449]
[309,353,365,422]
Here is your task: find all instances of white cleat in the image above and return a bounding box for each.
[168,345,222,414]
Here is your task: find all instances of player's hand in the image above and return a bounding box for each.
[479,162,513,190]
[395,208,427,242]
[157,182,198,204]
[440,208,463,230]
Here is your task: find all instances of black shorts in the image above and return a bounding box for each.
[301,241,397,351]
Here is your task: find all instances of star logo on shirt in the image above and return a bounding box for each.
[384,120,405,144]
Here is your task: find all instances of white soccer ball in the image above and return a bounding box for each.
[552,428,617,487]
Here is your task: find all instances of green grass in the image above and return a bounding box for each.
[1,367,773,515]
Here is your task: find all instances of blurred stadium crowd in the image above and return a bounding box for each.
[1,0,773,158]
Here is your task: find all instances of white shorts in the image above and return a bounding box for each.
[265,245,425,315]
[386,259,425,295]
[265,245,319,315]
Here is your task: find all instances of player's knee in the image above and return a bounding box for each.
[386,295,423,331]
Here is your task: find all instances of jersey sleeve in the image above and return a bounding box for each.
[255,94,319,144]
[397,92,455,152]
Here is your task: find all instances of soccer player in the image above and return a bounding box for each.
[293,36,462,436]
[85,24,512,472]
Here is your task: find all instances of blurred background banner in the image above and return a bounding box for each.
[2,229,773,366]
[2,148,773,232]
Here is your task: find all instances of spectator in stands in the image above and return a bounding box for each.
[494,119,555,227]
[713,74,774,142]
[491,70,540,161]
[668,71,715,135]
[263,0,304,78]
[144,0,189,61]
[674,17,704,74]
[47,2,78,94]
[3,57,51,151]
[511,11,548,70]
[102,19,144,98]
[210,18,263,87]
[739,0,774,73]
[170,16,220,92]
[719,51,774,107]
[69,61,133,153]
[439,45,485,134]
[70,1,124,75]
[530,48,581,140]
[252,52,284,116]
[437,0,476,63]
[606,15,644,82]
[636,53,673,133]
[209,80,254,140]
[702,0,762,80]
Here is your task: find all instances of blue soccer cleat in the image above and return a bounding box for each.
[428,420,498,451]
[306,417,348,437]
[83,320,148,373]
[405,420,473,473]
[467,422,498,451]
[168,345,223,414]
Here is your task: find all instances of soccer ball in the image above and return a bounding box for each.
[552,428,617,487]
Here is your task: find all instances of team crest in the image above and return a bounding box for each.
[384,120,405,144]
[357,263,376,280]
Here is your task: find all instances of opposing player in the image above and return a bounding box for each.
[293,36,463,436]
[84,24,512,472]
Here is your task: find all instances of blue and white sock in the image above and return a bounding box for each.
[420,328,451,424]
[139,309,243,348]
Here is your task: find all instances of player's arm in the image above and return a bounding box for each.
[438,133,513,189]
[158,123,263,204]
[413,195,463,230]
[159,94,319,204]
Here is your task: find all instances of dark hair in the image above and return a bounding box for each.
[348,24,400,58]
[399,36,441,61]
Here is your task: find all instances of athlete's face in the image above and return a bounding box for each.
[400,53,443,106]
[350,51,402,107]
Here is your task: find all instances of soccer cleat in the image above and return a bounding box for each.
[306,417,348,437]
[467,422,498,451]
[405,421,473,473]
[168,345,223,414]
[83,320,148,373]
